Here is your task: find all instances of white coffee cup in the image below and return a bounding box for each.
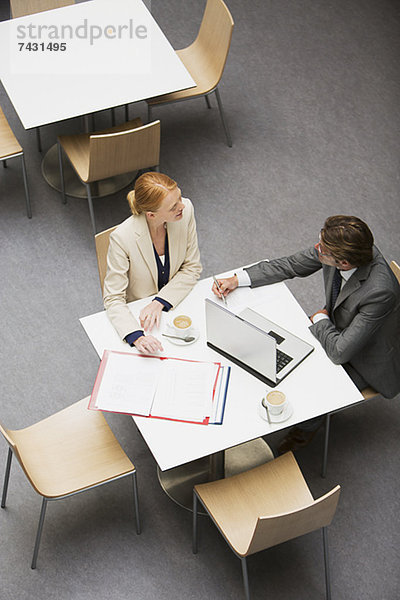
[169,314,193,337]
[262,391,287,416]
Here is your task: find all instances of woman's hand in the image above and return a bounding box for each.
[139,300,163,332]
[212,275,239,298]
[134,334,163,354]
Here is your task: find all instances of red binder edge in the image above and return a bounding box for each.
[88,349,111,411]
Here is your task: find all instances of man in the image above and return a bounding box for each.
[213,215,400,452]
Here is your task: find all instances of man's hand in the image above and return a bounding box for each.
[310,308,329,323]
[139,300,163,332]
[212,275,239,299]
[134,334,163,354]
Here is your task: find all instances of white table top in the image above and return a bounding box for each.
[0,0,194,129]
[80,272,363,471]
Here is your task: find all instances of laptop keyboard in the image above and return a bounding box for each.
[276,349,293,373]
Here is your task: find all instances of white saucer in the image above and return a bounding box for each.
[162,327,200,346]
[258,401,293,423]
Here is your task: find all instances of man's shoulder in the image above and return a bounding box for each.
[360,246,400,296]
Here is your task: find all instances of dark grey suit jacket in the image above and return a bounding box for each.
[245,246,400,398]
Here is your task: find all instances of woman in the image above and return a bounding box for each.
[103,172,202,354]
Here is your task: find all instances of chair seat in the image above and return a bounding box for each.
[8,398,135,498]
[0,108,23,159]
[58,117,142,183]
[195,452,313,556]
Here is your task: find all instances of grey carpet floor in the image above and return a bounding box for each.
[0,0,399,598]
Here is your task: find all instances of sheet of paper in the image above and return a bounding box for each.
[151,360,219,422]
[94,353,162,415]
[223,286,255,313]
[204,286,255,314]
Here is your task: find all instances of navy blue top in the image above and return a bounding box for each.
[125,233,172,346]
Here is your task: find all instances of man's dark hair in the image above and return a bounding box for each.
[321,215,374,266]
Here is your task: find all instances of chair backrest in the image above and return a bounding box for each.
[0,107,22,159]
[0,421,26,484]
[390,260,400,284]
[11,0,74,18]
[87,121,161,182]
[192,0,234,88]
[95,226,117,295]
[246,485,341,556]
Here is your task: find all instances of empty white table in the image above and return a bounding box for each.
[0,0,195,196]
[80,271,363,508]
[0,0,194,128]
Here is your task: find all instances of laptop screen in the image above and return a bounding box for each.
[205,299,277,383]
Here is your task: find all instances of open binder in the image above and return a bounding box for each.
[89,350,230,425]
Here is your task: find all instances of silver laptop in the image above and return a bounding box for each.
[205,299,314,387]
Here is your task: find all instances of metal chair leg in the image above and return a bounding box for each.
[85,183,97,235]
[214,87,232,147]
[36,127,42,153]
[21,154,32,218]
[132,472,141,535]
[111,108,116,127]
[125,104,129,121]
[58,142,67,204]
[205,95,212,109]
[1,448,13,508]
[241,557,250,600]
[322,527,332,600]
[3,160,7,168]
[321,413,331,478]
[147,104,152,123]
[192,491,198,554]
[31,498,48,569]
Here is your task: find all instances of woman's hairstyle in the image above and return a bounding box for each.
[127,172,177,216]
[320,215,374,266]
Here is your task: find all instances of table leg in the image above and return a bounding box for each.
[157,438,274,512]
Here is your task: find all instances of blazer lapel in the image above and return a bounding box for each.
[166,221,184,277]
[135,215,158,289]
[333,262,372,310]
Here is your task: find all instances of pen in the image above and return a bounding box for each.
[213,276,227,306]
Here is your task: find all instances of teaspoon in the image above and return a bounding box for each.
[162,333,195,343]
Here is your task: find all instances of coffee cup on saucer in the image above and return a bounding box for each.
[262,391,287,417]
[169,314,194,338]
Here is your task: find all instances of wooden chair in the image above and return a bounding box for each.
[146,0,234,147]
[0,107,32,218]
[58,118,160,235]
[193,452,340,600]
[10,0,74,18]
[0,397,140,569]
[321,259,400,477]
[95,225,117,295]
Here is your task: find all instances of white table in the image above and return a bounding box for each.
[0,0,194,129]
[80,272,363,506]
[0,0,195,196]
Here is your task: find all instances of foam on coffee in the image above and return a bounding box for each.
[266,391,286,405]
[173,315,192,329]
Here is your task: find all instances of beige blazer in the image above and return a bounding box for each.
[103,197,202,340]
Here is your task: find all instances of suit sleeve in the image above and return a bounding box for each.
[245,246,322,287]
[103,234,141,340]
[309,287,397,364]
[156,200,202,307]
